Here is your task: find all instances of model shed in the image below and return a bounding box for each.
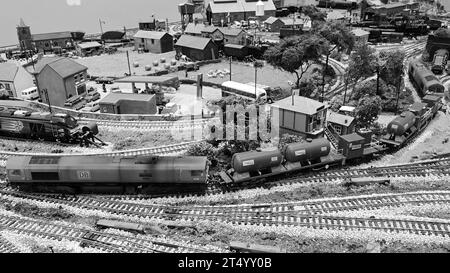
[270,96,327,138]
[134,31,174,53]
[99,93,157,115]
[174,35,218,61]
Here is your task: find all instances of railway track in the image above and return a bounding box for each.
[1,189,450,240]
[0,141,198,162]
[0,214,219,253]
[232,215,450,238]
[80,118,217,131]
[325,40,426,100]
[0,234,20,253]
[1,186,450,222]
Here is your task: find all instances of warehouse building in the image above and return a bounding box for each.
[99,93,157,114]
[206,0,276,26]
[174,35,219,61]
[270,96,327,138]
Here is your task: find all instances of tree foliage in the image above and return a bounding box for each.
[379,49,405,88]
[302,5,326,22]
[314,21,355,53]
[355,95,382,128]
[347,43,378,86]
[186,142,216,162]
[278,134,304,151]
[351,78,388,101]
[264,34,328,88]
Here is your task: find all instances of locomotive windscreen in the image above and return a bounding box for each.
[29,157,61,164]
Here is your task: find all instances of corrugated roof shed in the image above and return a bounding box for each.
[77,42,102,49]
[271,96,326,115]
[100,93,155,104]
[175,35,213,50]
[264,16,281,24]
[32,31,72,41]
[218,27,245,37]
[340,133,365,143]
[185,23,206,35]
[134,30,171,40]
[0,63,19,81]
[208,0,276,14]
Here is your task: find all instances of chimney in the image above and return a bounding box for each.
[197,73,203,99]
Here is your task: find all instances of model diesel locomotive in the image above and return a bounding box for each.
[6,155,209,194]
[408,60,445,97]
[0,106,102,146]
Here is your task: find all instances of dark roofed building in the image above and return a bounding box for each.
[101,31,126,43]
[133,31,174,53]
[218,27,247,45]
[31,57,88,107]
[327,112,355,136]
[31,31,75,53]
[174,35,219,61]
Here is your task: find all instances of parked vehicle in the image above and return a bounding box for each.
[82,101,100,112]
[21,87,39,100]
[85,91,101,102]
[64,95,86,110]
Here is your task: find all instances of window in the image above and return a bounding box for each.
[74,75,78,83]
[151,39,154,44]
[191,170,203,177]
[53,41,58,47]
[22,29,27,34]
[141,38,145,43]
[333,124,342,135]
[5,83,11,90]
[31,172,60,180]
[45,42,50,47]
[79,73,84,82]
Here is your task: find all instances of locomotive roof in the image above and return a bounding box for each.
[10,155,208,169]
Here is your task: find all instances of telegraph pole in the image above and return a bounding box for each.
[126,51,132,76]
[229,56,232,81]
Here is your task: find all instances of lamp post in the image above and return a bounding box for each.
[254,60,264,99]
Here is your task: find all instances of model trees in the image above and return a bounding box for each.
[264,34,328,94]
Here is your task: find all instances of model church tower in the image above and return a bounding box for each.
[17,18,33,51]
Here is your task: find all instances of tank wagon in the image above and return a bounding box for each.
[0,106,102,146]
[6,155,209,194]
[381,95,442,146]
[408,60,445,96]
[219,136,385,184]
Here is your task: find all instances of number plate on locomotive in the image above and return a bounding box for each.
[77,170,91,180]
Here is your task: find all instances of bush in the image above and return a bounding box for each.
[186,142,216,163]
[330,95,344,112]
[278,133,304,151]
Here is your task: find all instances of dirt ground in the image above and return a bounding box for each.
[76,48,177,78]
